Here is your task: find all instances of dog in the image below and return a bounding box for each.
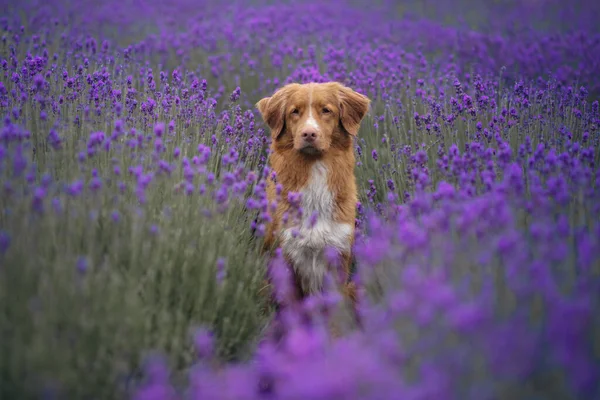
[256,82,370,315]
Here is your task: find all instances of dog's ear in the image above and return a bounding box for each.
[335,84,370,136]
[256,84,300,140]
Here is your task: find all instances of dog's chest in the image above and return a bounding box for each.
[302,161,334,225]
[281,161,352,293]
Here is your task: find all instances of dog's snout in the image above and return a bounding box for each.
[302,130,317,142]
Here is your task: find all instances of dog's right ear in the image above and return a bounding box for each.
[334,83,370,137]
[256,84,299,140]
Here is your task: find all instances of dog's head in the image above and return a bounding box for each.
[256,82,370,155]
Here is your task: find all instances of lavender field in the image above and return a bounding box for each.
[1,0,599,398]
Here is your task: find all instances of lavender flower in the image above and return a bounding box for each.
[0,231,10,255]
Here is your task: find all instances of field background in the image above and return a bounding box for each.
[0,0,599,399]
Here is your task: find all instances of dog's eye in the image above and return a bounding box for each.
[322,107,331,114]
[291,108,299,115]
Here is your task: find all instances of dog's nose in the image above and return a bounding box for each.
[302,130,317,143]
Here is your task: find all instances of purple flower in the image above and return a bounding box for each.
[114,119,124,133]
[0,231,10,255]
[32,186,46,212]
[76,256,89,274]
[230,86,241,102]
[308,211,319,227]
[89,177,102,191]
[203,172,213,185]
[444,302,487,334]
[184,183,194,196]
[215,186,228,203]
[192,327,214,359]
[138,354,172,391]
[67,180,84,197]
[154,122,165,137]
[48,129,61,149]
[415,150,428,164]
[197,144,211,164]
[216,258,226,283]
[154,138,164,153]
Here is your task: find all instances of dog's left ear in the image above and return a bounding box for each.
[256,96,277,136]
[335,84,370,136]
[256,83,300,140]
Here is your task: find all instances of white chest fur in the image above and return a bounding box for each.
[281,161,353,294]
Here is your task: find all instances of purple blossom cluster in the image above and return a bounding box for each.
[0,0,599,399]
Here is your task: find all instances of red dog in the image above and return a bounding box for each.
[256,82,370,310]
